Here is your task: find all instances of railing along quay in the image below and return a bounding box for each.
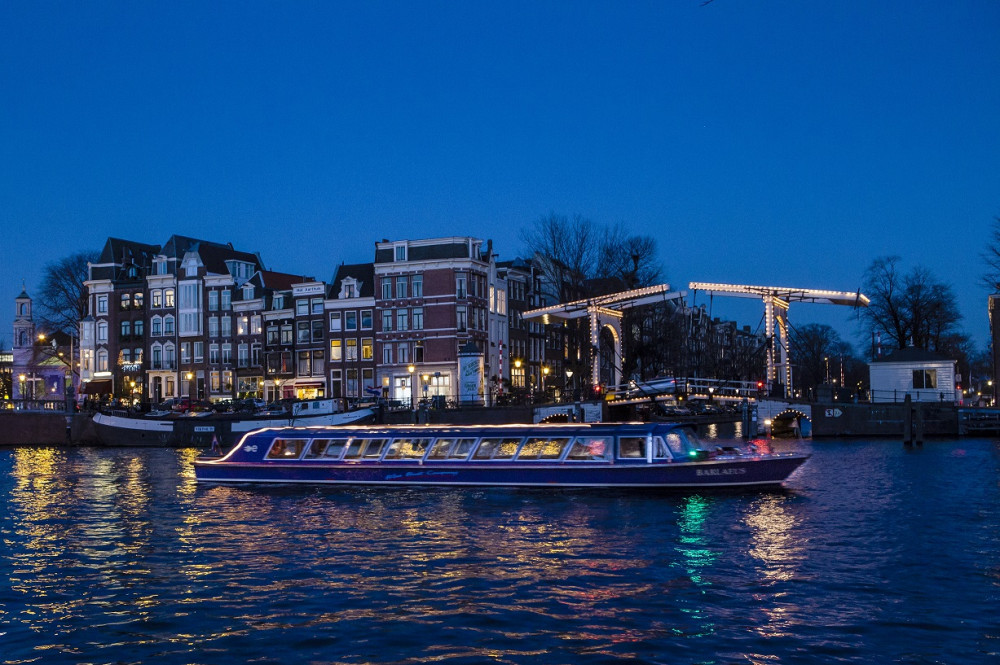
[1,398,74,413]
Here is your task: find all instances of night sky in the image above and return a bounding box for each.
[2,2,998,352]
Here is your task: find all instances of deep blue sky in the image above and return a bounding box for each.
[2,2,998,353]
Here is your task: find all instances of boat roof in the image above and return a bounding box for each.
[243,421,681,439]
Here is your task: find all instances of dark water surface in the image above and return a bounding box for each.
[1,438,998,664]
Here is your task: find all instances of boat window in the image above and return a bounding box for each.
[383,438,432,459]
[303,438,351,460]
[344,438,387,460]
[343,439,364,459]
[266,438,307,459]
[618,436,646,459]
[565,437,611,461]
[473,437,522,460]
[449,438,477,459]
[427,438,454,459]
[516,437,571,460]
[660,431,689,458]
[361,439,389,459]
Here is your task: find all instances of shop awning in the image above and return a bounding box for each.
[81,379,112,395]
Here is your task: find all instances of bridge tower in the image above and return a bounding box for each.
[523,285,686,391]
[688,283,869,399]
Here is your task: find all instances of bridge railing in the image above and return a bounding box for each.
[608,377,758,403]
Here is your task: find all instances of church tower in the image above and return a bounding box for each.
[13,286,35,400]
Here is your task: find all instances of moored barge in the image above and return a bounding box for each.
[193,422,808,489]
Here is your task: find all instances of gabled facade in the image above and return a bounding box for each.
[82,235,267,403]
[326,263,376,404]
[374,237,497,406]
[81,238,161,398]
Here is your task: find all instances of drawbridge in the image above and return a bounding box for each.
[689,282,868,399]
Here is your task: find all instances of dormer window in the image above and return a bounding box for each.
[339,277,359,299]
[243,284,254,300]
[394,245,406,261]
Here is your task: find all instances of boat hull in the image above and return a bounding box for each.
[93,409,377,448]
[193,454,808,489]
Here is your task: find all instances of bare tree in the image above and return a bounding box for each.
[595,223,663,288]
[520,212,600,302]
[789,323,853,392]
[981,216,1000,292]
[861,255,963,352]
[36,250,98,336]
[521,213,665,300]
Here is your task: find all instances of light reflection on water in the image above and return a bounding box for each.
[1,439,999,664]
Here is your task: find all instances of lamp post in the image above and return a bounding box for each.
[565,368,573,402]
[407,364,415,410]
[185,371,194,409]
[542,365,550,399]
[18,374,26,409]
[422,373,429,405]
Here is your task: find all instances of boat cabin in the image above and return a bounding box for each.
[234,423,707,465]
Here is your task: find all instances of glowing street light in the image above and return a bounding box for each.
[407,364,416,409]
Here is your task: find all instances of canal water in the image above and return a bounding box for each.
[1,437,997,665]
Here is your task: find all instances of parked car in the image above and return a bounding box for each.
[243,398,267,410]
[211,399,236,413]
[172,397,211,413]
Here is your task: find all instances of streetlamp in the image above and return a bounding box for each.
[407,364,415,410]
[565,368,573,401]
[542,366,550,398]
[185,371,194,408]
[422,373,430,405]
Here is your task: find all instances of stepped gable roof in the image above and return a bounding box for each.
[331,263,375,298]
[873,347,954,363]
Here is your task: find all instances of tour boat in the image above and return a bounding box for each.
[192,422,809,488]
[93,399,377,448]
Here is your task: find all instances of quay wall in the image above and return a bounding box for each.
[811,402,959,437]
[0,413,99,446]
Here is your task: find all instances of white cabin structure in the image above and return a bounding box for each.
[869,348,958,404]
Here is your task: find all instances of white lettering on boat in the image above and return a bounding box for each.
[696,467,747,477]
[385,470,460,480]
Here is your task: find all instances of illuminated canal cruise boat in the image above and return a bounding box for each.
[193,422,809,489]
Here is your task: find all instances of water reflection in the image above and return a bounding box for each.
[2,441,998,664]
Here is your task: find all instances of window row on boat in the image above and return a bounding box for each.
[261,429,701,463]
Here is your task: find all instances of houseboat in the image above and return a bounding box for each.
[192,422,809,489]
[93,398,377,448]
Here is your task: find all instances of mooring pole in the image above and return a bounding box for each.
[903,394,913,445]
[914,403,925,445]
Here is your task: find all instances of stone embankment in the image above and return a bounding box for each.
[0,412,98,446]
